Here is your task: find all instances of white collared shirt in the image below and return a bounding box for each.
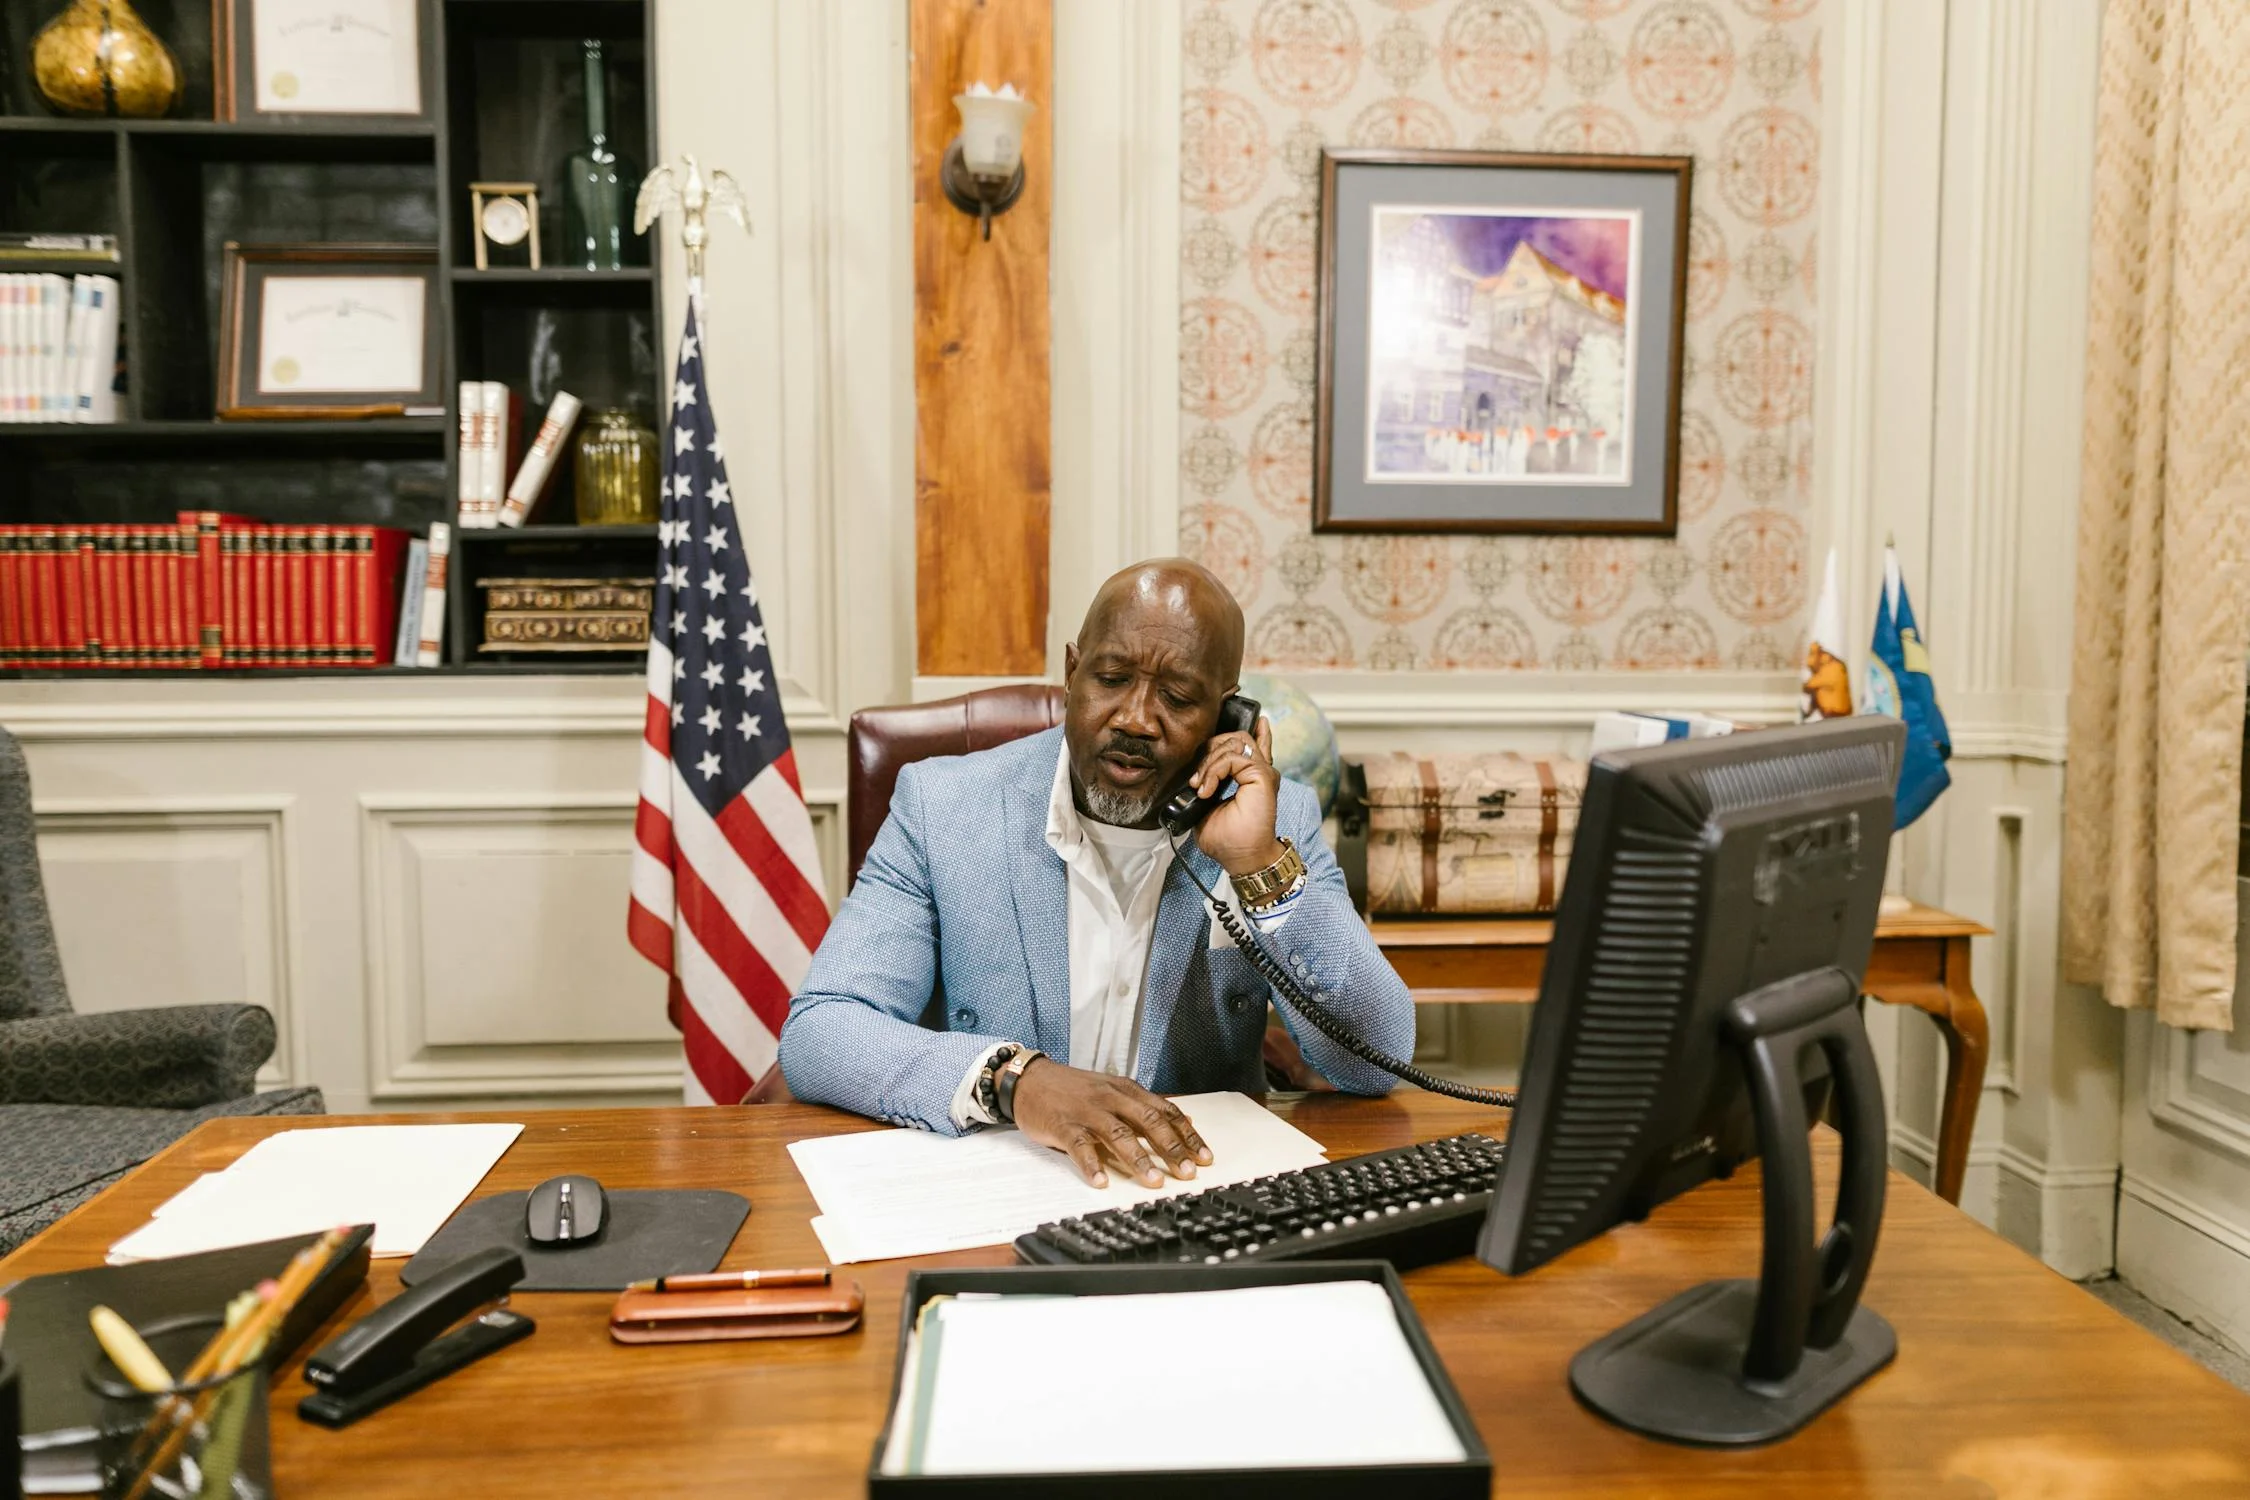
[948,738,1300,1127]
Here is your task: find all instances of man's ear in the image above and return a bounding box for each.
[1062,642,1080,685]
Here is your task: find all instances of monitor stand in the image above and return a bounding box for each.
[1568,967,1897,1447]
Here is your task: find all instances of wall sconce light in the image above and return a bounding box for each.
[942,81,1033,241]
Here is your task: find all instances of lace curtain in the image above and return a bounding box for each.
[2061,0,2250,1030]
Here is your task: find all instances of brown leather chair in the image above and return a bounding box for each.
[845,685,1068,887]
[745,687,1066,1104]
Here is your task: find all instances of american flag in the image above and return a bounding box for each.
[629,302,831,1105]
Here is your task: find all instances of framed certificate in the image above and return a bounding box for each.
[218,0,431,121]
[218,243,442,419]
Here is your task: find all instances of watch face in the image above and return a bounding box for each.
[481,196,531,247]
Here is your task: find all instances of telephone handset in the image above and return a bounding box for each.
[1161,694,1516,1109]
[1159,693,1262,837]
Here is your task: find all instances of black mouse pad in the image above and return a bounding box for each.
[399,1190,750,1293]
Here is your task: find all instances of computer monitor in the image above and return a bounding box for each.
[1477,715,1907,1447]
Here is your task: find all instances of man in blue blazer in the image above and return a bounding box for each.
[778,560,1414,1188]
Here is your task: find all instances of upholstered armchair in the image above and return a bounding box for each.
[0,728,325,1255]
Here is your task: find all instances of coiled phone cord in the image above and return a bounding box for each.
[1170,832,1518,1110]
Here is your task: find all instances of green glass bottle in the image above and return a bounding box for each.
[560,39,643,270]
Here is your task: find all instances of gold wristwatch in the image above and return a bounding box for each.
[1232,837,1307,912]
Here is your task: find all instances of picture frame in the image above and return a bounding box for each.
[217,243,443,420]
[1313,149,1692,536]
[214,0,433,123]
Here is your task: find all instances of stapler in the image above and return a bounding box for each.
[297,1246,534,1428]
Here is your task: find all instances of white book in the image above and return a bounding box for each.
[454,380,481,524]
[25,274,47,420]
[61,275,90,424]
[415,522,451,667]
[497,390,581,527]
[0,275,19,421]
[392,537,430,664]
[478,380,508,518]
[38,274,69,421]
[72,275,119,423]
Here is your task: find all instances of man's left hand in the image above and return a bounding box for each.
[1187,714,1287,877]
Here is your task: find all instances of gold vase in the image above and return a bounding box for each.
[31,0,180,119]
[574,409,660,525]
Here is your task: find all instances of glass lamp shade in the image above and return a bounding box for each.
[953,89,1033,178]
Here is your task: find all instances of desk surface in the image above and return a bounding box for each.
[5,1094,2244,1499]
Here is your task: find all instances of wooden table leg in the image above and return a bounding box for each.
[1864,934,1989,1204]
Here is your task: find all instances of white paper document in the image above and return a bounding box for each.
[106,1123,522,1263]
[789,1091,1329,1264]
[880,1282,1468,1476]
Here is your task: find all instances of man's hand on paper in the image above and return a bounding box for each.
[1010,1060,1214,1188]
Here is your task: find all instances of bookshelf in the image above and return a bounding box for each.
[0,0,663,674]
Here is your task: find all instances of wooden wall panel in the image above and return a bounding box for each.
[911,0,1053,677]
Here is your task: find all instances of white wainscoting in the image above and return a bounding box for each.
[33,797,299,1090]
[359,792,680,1101]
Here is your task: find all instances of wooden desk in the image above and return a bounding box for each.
[1374,901,1994,1205]
[7,1096,2245,1499]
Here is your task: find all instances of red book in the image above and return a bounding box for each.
[0,528,19,670]
[307,528,334,667]
[332,530,359,664]
[150,526,175,668]
[32,531,61,670]
[57,528,87,665]
[337,527,408,666]
[162,522,186,667]
[175,519,201,669]
[94,532,122,668]
[284,527,309,668]
[183,511,261,669]
[251,530,274,667]
[126,527,152,668]
[76,540,97,665]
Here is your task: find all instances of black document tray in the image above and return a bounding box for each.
[868,1261,1491,1499]
[399,1190,748,1293]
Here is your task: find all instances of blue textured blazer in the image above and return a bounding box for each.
[777,726,1413,1133]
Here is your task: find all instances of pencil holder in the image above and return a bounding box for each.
[85,1315,272,1500]
[2,1348,22,1500]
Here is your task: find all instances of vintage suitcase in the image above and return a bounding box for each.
[1354,752,1588,915]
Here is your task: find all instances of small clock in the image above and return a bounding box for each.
[470,182,542,270]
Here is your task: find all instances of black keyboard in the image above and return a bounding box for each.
[1013,1133,1505,1272]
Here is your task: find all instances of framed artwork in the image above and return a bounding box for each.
[1314,149,1692,535]
[215,0,431,122]
[217,243,442,420]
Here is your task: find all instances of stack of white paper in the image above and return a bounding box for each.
[106,1123,523,1264]
[789,1092,1330,1264]
[880,1282,1468,1476]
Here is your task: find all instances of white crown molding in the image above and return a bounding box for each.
[1284,671,1799,730]
[0,679,846,741]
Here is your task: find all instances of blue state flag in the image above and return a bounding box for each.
[1860,545,1951,828]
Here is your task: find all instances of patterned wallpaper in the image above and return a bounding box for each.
[1177,0,1822,672]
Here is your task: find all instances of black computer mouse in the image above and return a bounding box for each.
[524,1174,607,1247]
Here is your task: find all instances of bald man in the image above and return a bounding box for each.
[777,560,1413,1187]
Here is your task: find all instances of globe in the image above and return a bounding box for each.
[1239,671,1343,817]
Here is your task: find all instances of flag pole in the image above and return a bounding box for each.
[634,153,748,342]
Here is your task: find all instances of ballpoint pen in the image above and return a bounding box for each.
[625,1267,832,1294]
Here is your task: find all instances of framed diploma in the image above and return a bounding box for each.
[219,0,432,121]
[218,243,442,419]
